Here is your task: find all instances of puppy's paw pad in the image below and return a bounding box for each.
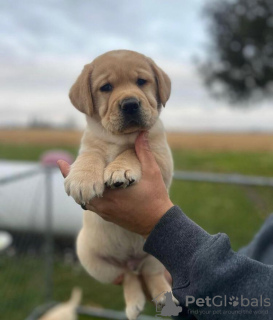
[114,181,124,188]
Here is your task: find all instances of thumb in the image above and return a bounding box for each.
[135,131,159,175]
[57,160,70,178]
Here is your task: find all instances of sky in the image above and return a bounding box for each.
[1,0,272,132]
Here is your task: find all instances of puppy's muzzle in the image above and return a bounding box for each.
[120,97,140,115]
[120,97,145,130]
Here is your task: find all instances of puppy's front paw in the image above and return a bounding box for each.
[104,164,141,189]
[64,170,104,204]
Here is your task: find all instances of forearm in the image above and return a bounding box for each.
[144,206,273,319]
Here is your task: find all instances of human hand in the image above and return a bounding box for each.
[58,131,173,238]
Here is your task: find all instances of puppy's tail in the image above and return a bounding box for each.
[68,287,82,307]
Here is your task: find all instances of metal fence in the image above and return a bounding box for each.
[0,165,55,320]
[26,304,156,320]
[0,166,55,302]
[1,165,272,320]
[173,171,273,187]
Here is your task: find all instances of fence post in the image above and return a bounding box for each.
[40,150,74,303]
[44,166,54,302]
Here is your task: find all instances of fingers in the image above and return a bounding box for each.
[135,131,160,175]
[57,160,70,178]
[85,186,118,210]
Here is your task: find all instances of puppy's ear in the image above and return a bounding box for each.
[148,58,171,107]
[69,63,93,116]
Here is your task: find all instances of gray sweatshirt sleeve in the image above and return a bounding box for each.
[143,206,273,319]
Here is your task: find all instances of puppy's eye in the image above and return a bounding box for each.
[100,83,113,92]
[136,78,147,86]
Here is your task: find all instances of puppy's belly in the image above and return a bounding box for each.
[84,210,145,249]
[78,211,148,280]
[95,220,148,274]
[99,254,148,274]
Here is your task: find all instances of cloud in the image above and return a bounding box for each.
[0,0,205,60]
[0,0,272,131]
[162,104,273,132]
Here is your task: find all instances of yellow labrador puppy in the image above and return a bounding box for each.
[65,50,174,320]
[39,288,82,320]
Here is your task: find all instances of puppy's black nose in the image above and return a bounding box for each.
[120,98,140,114]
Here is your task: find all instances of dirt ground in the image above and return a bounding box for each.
[0,129,273,151]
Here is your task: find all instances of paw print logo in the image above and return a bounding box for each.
[229,296,239,307]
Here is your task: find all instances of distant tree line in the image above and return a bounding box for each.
[28,117,77,129]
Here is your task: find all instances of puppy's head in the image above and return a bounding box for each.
[69,50,171,134]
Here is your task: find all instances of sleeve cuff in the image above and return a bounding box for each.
[144,205,219,287]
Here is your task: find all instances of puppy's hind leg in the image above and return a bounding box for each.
[77,229,124,284]
[142,256,179,308]
[123,272,146,320]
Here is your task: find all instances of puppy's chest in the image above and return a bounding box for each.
[105,144,130,164]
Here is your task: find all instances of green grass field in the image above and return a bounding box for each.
[1,143,273,319]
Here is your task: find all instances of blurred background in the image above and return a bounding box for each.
[0,0,273,319]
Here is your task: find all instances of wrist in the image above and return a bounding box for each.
[142,199,174,239]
